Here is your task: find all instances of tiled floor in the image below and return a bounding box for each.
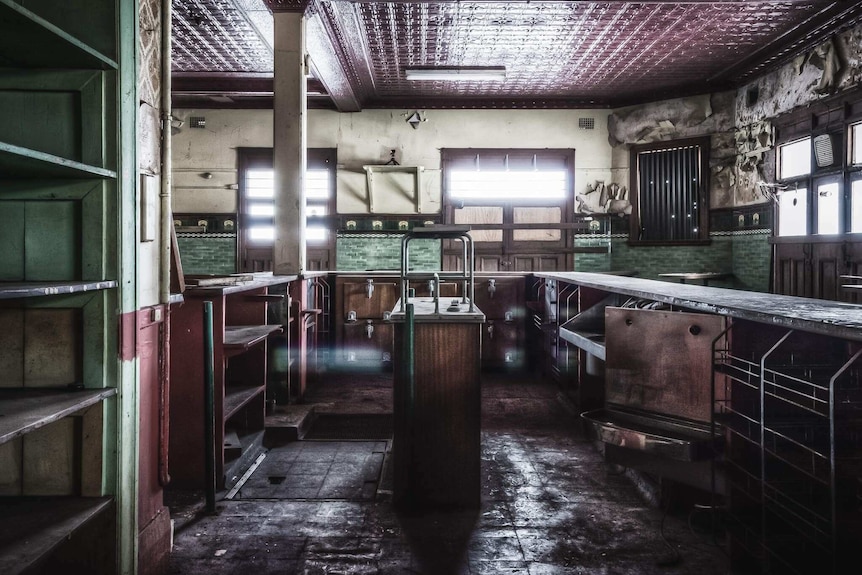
[165,372,734,574]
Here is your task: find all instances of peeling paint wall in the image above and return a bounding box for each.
[608,20,862,210]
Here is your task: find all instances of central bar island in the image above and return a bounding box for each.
[389,296,485,509]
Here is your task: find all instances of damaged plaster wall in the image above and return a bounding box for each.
[608,20,862,210]
[608,92,737,209]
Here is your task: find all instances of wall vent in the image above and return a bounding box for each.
[813,133,835,167]
[578,117,595,130]
[189,116,207,129]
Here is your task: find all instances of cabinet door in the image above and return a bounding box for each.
[774,242,811,297]
[811,242,843,301]
[482,320,521,369]
[341,321,393,363]
[341,280,398,320]
[472,276,523,319]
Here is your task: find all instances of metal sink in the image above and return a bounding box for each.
[581,407,722,462]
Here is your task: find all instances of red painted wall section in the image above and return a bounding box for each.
[125,305,172,575]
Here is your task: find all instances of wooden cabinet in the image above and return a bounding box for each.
[391,299,484,509]
[169,275,292,489]
[0,0,126,571]
[334,274,528,371]
[335,276,399,366]
[773,237,862,302]
[472,276,526,369]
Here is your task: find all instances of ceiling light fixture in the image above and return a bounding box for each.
[405,66,506,81]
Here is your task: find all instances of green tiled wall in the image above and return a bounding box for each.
[731,231,771,292]
[176,235,236,275]
[336,235,441,271]
[574,231,771,291]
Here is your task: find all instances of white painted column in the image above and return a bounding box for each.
[273,11,307,275]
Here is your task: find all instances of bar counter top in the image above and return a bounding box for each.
[535,272,862,342]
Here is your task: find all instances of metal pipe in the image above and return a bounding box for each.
[159,0,173,304]
[203,301,217,513]
[404,302,415,500]
[158,0,174,489]
[158,308,171,487]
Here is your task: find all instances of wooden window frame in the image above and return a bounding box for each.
[441,148,576,270]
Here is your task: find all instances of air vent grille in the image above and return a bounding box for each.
[578,117,595,130]
[189,116,207,129]
[813,134,834,167]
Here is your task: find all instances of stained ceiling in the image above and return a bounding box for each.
[171,0,862,111]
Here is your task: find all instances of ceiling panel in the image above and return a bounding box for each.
[172,1,862,110]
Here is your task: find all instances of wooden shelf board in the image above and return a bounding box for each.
[0,388,116,445]
[0,281,116,300]
[224,386,265,421]
[224,325,282,352]
[244,294,285,301]
[0,496,113,575]
[0,0,117,69]
[0,142,117,180]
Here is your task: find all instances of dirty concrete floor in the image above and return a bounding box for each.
[165,371,734,574]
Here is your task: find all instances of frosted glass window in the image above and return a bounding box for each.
[453,206,504,242]
[248,203,274,217]
[851,123,862,166]
[307,227,327,242]
[449,170,567,200]
[778,187,808,236]
[248,226,274,242]
[246,169,275,198]
[816,182,840,235]
[244,167,331,244]
[851,180,862,233]
[306,169,331,200]
[513,207,562,241]
[778,138,811,179]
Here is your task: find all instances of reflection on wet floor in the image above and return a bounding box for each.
[165,373,733,574]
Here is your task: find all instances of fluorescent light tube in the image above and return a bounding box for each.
[405,67,506,81]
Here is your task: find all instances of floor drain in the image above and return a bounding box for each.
[268,476,286,485]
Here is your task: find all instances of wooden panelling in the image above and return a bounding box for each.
[393,321,481,509]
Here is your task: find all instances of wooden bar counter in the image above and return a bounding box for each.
[389,297,485,510]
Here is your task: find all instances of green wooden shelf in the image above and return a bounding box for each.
[0,142,116,180]
[0,0,117,70]
[0,388,117,446]
[0,281,117,300]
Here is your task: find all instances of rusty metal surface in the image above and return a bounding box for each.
[172,1,862,110]
[604,307,726,423]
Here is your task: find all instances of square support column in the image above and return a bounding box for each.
[273,11,307,275]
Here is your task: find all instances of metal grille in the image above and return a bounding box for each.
[578,118,595,130]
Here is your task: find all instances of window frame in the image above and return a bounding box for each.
[441,148,576,270]
[236,147,336,271]
[772,89,862,240]
[628,136,711,245]
[441,148,575,248]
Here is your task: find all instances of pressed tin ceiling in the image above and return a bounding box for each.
[171,1,862,111]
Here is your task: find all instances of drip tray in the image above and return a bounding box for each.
[581,408,721,461]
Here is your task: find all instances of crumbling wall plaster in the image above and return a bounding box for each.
[608,20,862,210]
[607,91,737,209]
